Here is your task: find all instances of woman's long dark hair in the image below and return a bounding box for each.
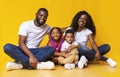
[70,10,96,36]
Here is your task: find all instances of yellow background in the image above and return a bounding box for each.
[0,0,120,72]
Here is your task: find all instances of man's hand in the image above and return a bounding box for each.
[94,52,101,61]
[29,55,39,68]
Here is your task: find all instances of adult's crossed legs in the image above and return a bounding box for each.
[78,44,110,61]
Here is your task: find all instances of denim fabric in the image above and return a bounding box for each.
[78,44,110,61]
[4,44,54,69]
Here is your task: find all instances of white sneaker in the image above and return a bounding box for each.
[64,63,75,70]
[37,61,55,70]
[6,62,23,70]
[106,58,117,67]
[78,55,88,69]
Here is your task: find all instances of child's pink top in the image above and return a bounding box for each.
[49,35,64,52]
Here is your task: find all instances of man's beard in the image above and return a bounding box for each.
[36,17,45,26]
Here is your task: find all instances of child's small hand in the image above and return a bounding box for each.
[67,46,74,52]
[67,47,71,52]
[70,46,75,50]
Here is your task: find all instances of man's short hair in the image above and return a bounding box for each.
[37,8,48,16]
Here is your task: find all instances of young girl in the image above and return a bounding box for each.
[47,27,70,64]
[64,10,117,68]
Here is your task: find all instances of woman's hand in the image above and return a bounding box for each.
[88,34,101,61]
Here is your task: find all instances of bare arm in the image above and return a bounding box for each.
[19,35,38,68]
[65,43,80,53]
[54,52,70,58]
[19,35,34,57]
[47,41,70,57]
[88,34,100,60]
[71,43,80,49]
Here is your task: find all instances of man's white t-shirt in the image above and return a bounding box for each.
[61,40,78,51]
[64,27,92,47]
[18,20,51,48]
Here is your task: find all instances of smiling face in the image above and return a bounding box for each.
[35,10,48,26]
[51,28,61,41]
[78,14,87,27]
[65,33,74,44]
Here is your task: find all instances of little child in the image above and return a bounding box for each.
[48,27,67,63]
[58,30,87,69]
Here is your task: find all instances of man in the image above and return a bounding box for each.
[4,8,55,70]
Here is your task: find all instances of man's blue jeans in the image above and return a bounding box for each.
[78,44,110,61]
[4,43,54,69]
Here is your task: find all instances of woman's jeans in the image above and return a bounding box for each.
[3,43,54,69]
[78,44,110,61]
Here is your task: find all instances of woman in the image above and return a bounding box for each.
[64,10,117,68]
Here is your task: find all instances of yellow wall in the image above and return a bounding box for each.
[0,0,120,70]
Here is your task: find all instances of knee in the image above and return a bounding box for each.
[3,43,13,53]
[74,55,79,61]
[78,46,90,52]
[47,46,54,54]
[104,44,111,52]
